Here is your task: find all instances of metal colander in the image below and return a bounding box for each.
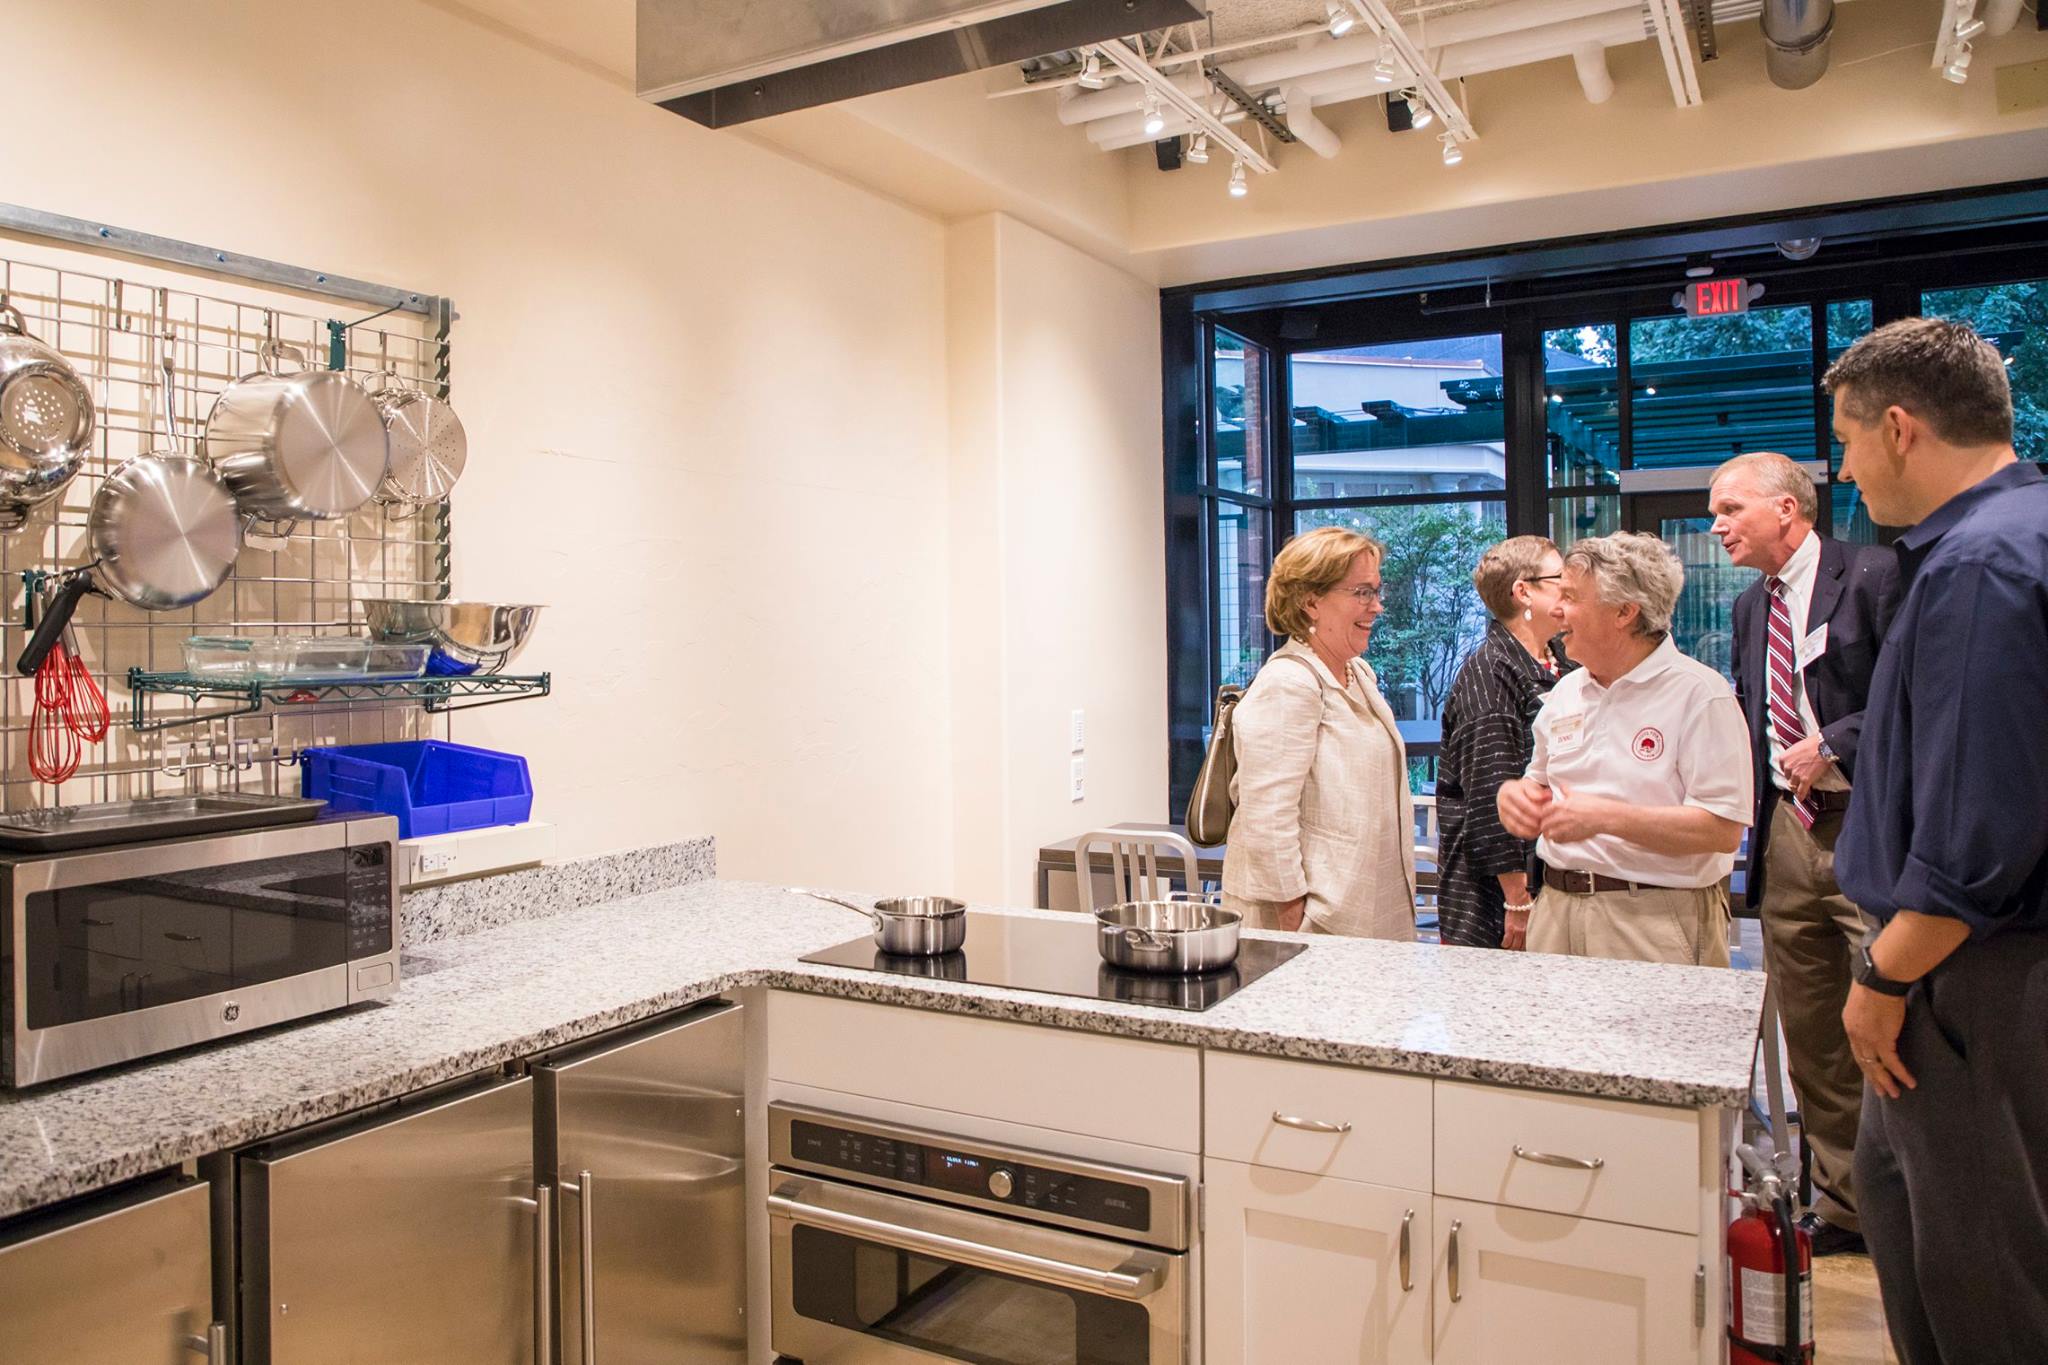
[372,381,467,510]
[1,371,88,457]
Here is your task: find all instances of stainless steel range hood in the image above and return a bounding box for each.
[639,0,1207,128]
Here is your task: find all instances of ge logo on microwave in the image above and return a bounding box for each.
[222,1002,241,1023]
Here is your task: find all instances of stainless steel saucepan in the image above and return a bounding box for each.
[1095,894,1240,974]
[17,360,243,674]
[205,341,389,523]
[795,889,967,956]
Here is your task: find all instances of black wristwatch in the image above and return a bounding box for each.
[1855,943,1913,998]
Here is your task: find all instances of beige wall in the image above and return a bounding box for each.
[947,215,1169,904]
[1,0,964,889]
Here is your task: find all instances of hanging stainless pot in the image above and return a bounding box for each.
[368,374,466,512]
[18,359,242,674]
[204,341,388,522]
[1095,895,1241,975]
[0,302,93,528]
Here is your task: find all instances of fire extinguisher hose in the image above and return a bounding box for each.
[1774,1191,1803,1364]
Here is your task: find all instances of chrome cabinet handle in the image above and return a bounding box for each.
[1447,1220,1462,1303]
[534,1185,554,1365]
[1271,1111,1352,1134]
[1398,1209,1414,1292]
[562,1171,596,1364]
[1513,1144,1605,1171]
[768,1191,1163,1300]
[183,1323,226,1364]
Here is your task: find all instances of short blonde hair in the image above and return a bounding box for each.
[1562,532,1683,639]
[1473,535,1560,622]
[1266,526,1384,640]
[1711,451,1818,522]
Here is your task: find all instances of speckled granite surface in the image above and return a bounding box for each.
[0,879,1763,1220]
[401,836,715,945]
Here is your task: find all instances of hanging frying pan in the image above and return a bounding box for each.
[17,359,243,675]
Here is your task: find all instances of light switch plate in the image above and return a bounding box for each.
[1069,756,1086,802]
[1070,709,1086,753]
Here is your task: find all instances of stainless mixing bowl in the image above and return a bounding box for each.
[360,598,543,675]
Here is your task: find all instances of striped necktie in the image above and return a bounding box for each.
[1764,576,1818,829]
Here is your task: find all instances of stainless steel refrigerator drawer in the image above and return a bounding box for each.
[535,999,746,1365]
[0,1177,222,1364]
[238,1074,538,1364]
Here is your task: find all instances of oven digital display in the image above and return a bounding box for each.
[787,1120,1152,1233]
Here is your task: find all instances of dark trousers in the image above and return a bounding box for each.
[1855,929,2048,1365]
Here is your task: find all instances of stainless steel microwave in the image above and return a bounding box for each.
[1,814,399,1088]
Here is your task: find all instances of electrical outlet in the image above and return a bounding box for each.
[1070,709,1086,753]
[419,848,457,873]
[1069,756,1086,802]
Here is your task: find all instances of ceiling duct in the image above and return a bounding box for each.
[640,0,1208,128]
[1760,0,1834,88]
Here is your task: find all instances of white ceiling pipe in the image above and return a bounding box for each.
[1572,43,1617,101]
[1079,7,1645,141]
[1985,0,2024,35]
[1280,85,1342,157]
[1057,0,1642,124]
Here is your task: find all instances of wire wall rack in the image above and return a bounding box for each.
[0,240,520,811]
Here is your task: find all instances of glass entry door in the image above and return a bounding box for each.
[1624,490,1758,684]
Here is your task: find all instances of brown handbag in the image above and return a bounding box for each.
[1184,653,1321,847]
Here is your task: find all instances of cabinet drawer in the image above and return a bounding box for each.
[1434,1081,1703,1234]
[1204,1051,1431,1189]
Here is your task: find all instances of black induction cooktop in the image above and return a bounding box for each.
[799,911,1308,1012]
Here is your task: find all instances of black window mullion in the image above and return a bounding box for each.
[1501,308,1548,538]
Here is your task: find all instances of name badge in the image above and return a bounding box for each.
[1798,623,1829,669]
[1550,711,1587,754]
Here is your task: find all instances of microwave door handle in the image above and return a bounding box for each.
[766,1191,1162,1301]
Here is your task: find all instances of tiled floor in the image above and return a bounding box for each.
[1732,917,1898,1365]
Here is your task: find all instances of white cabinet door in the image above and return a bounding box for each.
[1205,1158,1431,1365]
[1432,1196,1704,1365]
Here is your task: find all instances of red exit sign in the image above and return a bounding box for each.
[1685,278,1752,318]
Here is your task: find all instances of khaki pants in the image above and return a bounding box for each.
[1528,881,1731,967]
[1760,801,1870,1233]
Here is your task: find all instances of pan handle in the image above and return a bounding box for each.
[18,573,94,676]
[790,887,881,928]
[158,355,184,447]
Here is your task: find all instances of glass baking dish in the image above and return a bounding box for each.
[182,636,430,682]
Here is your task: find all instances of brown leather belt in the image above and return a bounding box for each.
[1540,863,1652,895]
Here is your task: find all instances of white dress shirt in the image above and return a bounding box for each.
[1761,530,1847,794]
[1526,635,1754,888]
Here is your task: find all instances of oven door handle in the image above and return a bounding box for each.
[767,1191,1164,1301]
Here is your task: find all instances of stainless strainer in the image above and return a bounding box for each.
[0,303,93,526]
[369,375,466,512]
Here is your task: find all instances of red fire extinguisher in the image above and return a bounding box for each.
[1728,1186,1814,1364]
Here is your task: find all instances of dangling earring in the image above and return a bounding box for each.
[1524,608,1533,621]
[1308,624,1318,636]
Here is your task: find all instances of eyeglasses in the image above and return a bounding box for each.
[1333,584,1385,604]
[1522,574,1563,584]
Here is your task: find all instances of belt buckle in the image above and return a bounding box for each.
[1561,869,1595,894]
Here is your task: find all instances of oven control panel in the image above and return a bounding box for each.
[782,1114,1157,1236]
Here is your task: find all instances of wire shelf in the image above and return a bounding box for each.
[0,236,476,807]
[126,671,552,731]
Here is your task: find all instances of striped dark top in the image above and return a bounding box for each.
[1434,619,1569,949]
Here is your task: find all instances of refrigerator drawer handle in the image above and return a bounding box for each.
[183,1323,227,1364]
[534,1185,554,1365]
[767,1191,1161,1301]
[562,1171,596,1363]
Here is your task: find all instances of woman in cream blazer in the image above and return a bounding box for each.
[1222,527,1417,940]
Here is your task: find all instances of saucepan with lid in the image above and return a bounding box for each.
[794,889,967,956]
[1095,893,1240,974]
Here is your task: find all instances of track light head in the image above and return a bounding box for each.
[1185,132,1210,164]
[1326,2,1355,37]
[1439,132,1462,166]
[1228,161,1248,197]
[1142,90,1165,137]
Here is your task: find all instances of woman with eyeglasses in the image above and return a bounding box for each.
[1433,536,1574,950]
[1222,526,1417,939]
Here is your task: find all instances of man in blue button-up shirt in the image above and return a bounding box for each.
[1826,317,2048,1365]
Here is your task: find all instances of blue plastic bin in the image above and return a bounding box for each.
[300,740,533,839]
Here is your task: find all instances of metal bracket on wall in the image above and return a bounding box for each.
[0,202,450,320]
[1682,0,1718,60]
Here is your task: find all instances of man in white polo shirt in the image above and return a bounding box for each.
[1498,532,1753,965]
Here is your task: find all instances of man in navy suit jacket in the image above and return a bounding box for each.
[1711,451,1899,1257]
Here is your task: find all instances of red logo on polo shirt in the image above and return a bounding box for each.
[1632,727,1665,761]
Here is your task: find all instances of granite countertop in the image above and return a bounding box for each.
[0,879,1763,1220]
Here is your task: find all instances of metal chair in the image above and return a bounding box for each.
[1074,828,1202,914]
